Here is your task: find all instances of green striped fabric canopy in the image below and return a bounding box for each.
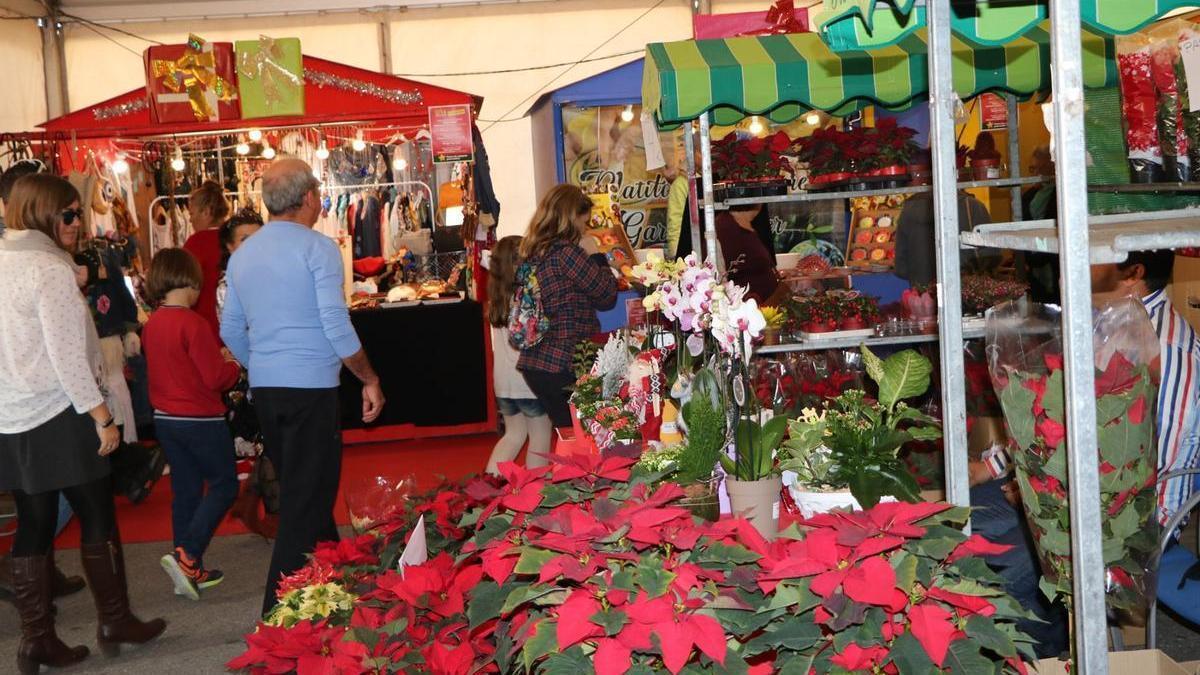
[816,0,1199,52]
[642,25,1115,127]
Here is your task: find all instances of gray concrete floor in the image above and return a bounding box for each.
[0,533,274,674]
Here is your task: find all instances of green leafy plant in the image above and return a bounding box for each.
[720,414,788,482]
[676,375,727,484]
[780,346,943,508]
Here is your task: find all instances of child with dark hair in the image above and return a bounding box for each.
[142,248,241,600]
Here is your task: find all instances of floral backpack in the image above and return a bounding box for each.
[507,261,550,350]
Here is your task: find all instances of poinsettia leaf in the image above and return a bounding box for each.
[468,580,509,628]
[936,577,1005,598]
[345,626,379,650]
[822,592,869,632]
[943,639,996,674]
[1042,370,1065,422]
[908,602,956,667]
[502,584,560,614]
[892,551,919,594]
[593,608,629,636]
[522,620,559,670]
[767,581,820,612]
[887,631,936,673]
[514,547,558,575]
[746,617,824,655]
[1096,392,1132,426]
[379,618,408,636]
[637,563,677,598]
[540,483,578,509]
[963,614,1017,659]
[911,525,963,561]
[474,516,514,548]
[542,646,594,674]
[999,380,1037,451]
[710,606,781,639]
[694,542,762,565]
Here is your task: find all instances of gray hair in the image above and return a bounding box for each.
[262,161,319,216]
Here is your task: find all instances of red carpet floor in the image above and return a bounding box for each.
[30,434,499,551]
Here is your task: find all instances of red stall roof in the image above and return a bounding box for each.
[40,55,480,139]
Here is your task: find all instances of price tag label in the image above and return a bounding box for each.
[1183,38,1200,112]
[641,110,666,171]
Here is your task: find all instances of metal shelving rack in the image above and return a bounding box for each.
[756,324,987,355]
[670,3,1199,669]
[718,175,1048,209]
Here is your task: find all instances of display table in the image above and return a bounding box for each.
[340,300,494,443]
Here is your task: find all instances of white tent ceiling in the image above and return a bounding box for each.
[58,0,559,23]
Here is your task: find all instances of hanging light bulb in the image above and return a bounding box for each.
[392,156,408,172]
[315,138,330,160]
[352,130,367,152]
[806,112,821,126]
[748,116,765,135]
[621,105,635,123]
[235,135,251,156]
[247,128,263,142]
[111,157,130,174]
[261,142,276,160]
[170,145,185,172]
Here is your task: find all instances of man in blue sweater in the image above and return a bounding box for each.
[221,158,385,615]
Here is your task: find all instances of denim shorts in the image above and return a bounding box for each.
[497,397,546,418]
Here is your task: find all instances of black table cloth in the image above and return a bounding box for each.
[340,300,488,431]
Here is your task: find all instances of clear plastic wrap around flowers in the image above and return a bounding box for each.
[344,474,417,534]
[985,299,1161,624]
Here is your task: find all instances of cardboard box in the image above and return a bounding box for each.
[1035,650,1200,675]
[1170,255,1200,335]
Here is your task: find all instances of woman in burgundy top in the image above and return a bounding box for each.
[716,203,784,304]
[182,181,230,340]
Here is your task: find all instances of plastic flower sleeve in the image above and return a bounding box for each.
[1149,23,1190,181]
[985,298,1161,625]
[1117,33,1165,182]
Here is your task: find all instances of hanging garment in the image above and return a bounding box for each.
[353,193,383,259]
[98,336,138,443]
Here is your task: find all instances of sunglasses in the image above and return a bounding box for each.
[61,208,84,226]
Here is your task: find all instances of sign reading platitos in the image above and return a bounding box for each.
[562,104,678,248]
[429,104,474,163]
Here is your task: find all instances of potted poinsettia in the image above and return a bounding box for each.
[839,294,881,331]
[780,345,942,517]
[796,126,855,188]
[866,117,920,179]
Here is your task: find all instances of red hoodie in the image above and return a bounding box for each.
[143,306,240,417]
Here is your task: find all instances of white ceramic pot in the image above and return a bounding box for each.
[726,476,781,539]
[787,483,896,519]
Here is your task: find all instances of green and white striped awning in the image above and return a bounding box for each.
[816,0,1198,52]
[642,24,1115,127]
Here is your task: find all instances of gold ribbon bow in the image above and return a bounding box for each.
[238,35,303,113]
[150,34,236,121]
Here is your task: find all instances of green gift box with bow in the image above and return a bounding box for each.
[235,36,305,119]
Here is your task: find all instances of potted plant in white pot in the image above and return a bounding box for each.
[779,345,942,517]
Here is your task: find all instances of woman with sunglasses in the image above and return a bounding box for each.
[0,174,165,674]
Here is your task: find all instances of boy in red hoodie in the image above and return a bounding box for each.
[142,248,241,600]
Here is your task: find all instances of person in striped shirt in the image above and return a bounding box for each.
[1092,250,1200,525]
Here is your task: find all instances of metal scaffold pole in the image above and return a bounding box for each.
[1049,0,1108,670]
[698,114,720,270]
[925,0,970,511]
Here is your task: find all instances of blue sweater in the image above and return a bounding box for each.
[220,220,361,388]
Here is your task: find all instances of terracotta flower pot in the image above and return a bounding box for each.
[762,327,782,345]
[840,317,866,331]
[803,321,832,334]
[726,476,780,539]
[971,158,1002,181]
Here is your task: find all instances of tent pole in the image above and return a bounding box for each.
[684,122,702,261]
[1006,94,1022,221]
[925,0,970,512]
[39,9,70,119]
[1049,0,1108,670]
[698,113,719,271]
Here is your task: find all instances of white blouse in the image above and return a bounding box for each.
[0,231,104,434]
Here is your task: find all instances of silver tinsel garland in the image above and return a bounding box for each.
[92,98,149,121]
[304,68,424,106]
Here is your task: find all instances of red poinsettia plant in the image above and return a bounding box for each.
[988,299,1161,622]
[230,453,1035,674]
[866,118,921,170]
[713,131,793,182]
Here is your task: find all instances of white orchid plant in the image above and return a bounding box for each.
[639,253,766,360]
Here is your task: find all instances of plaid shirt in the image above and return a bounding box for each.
[517,242,617,374]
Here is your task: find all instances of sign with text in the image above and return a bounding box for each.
[980,93,1009,130]
[429,104,474,163]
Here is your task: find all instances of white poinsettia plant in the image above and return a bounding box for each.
[641,254,765,358]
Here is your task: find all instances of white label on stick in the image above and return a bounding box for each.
[642,110,666,171]
[1182,37,1200,112]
